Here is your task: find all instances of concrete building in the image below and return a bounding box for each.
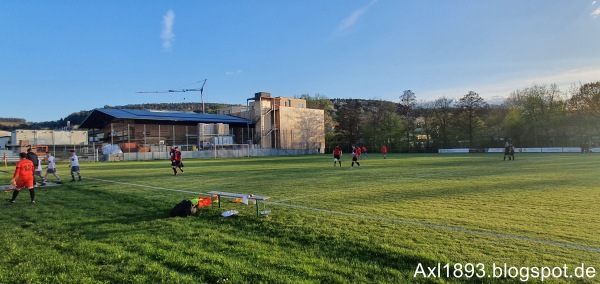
[230,92,325,153]
[217,105,248,115]
[9,129,88,149]
[0,130,11,149]
[79,108,253,151]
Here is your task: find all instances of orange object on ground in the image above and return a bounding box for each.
[198,197,211,207]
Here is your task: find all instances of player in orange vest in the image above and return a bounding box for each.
[8,152,36,204]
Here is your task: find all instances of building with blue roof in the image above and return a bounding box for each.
[80,108,254,151]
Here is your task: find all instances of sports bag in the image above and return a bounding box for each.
[170,200,197,217]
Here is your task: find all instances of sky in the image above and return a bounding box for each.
[1,1,600,122]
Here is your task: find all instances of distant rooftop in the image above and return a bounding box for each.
[79,108,253,129]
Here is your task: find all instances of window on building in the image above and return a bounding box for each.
[298,103,304,108]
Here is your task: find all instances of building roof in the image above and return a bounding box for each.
[79,108,253,129]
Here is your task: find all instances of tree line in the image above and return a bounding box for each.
[4,81,599,154]
[301,81,600,153]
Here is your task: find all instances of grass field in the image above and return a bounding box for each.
[1,153,599,283]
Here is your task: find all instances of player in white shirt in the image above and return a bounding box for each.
[32,155,47,186]
[44,152,62,184]
[69,150,82,182]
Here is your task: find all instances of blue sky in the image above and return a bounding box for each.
[2,1,600,122]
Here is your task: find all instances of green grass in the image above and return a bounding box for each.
[1,154,599,283]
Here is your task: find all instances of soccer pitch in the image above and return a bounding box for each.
[1,154,599,283]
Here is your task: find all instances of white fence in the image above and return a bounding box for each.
[105,148,320,161]
[1,150,19,162]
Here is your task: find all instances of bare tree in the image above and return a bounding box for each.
[457,91,487,148]
[433,97,454,148]
[400,90,416,152]
[335,100,363,151]
[507,84,568,147]
[361,101,404,152]
[568,81,600,146]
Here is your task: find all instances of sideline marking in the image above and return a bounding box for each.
[85,177,600,253]
[84,177,209,196]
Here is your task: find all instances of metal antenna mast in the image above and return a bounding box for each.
[136,79,208,113]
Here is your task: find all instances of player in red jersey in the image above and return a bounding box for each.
[170,146,178,175]
[381,145,388,159]
[8,152,36,204]
[174,147,184,175]
[361,145,368,158]
[332,145,342,167]
[351,145,361,168]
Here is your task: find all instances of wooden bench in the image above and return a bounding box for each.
[208,191,270,217]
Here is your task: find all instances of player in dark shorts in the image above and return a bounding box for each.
[172,147,183,175]
[69,150,82,181]
[26,148,45,185]
[333,146,342,167]
[169,147,178,175]
[351,145,361,168]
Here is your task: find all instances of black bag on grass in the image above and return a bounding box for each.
[170,200,197,217]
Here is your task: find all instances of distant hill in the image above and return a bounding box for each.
[0,118,28,130]
[0,121,26,127]
[102,102,237,113]
[0,118,26,125]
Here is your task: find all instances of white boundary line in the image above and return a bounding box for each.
[84,177,600,253]
[84,177,210,196]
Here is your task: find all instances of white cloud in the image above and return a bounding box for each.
[593,1,597,5]
[592,7,600,16]
[161,9,175,51]
[337,0,378,33]
[225,70,242,76]
[419,67,600,102]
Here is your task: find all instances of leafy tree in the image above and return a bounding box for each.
[507,84,568,147]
